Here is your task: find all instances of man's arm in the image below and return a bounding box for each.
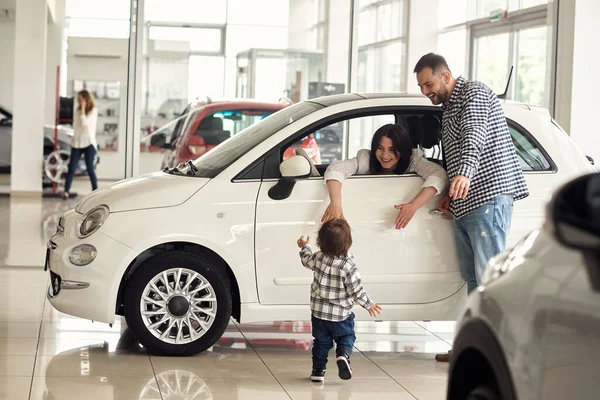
[457,87,492,180]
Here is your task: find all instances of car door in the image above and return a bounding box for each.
[537,249,600,400]
[254,108,463,307]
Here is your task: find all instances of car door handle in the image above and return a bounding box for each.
[429,209,452,219]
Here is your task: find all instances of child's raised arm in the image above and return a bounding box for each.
[297,235,317,271]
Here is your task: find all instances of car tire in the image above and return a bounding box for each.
[124,251,232,356]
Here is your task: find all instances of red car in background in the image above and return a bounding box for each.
[147,99,304,169]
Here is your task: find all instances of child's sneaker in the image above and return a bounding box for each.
[310,369,325,382]
[336,354,352,380]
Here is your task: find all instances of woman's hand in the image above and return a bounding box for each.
[321,200,345,222]
[394,202,417,229]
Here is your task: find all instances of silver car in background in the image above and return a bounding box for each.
[447,172,600,400]
[0,106,97,185]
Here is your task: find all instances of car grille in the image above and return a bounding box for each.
[50,271,62,297]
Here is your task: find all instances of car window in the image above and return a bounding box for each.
[182,102,323,178]
[170,108,191,143]
[347,115,396,160]
[508,123,553,171]
[282,114,396,166]
[193,109,276,144]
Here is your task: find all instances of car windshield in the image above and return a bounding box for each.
[171,102,323,178]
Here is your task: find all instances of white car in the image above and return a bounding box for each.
[447,172,600,400]
[44,94,595,356]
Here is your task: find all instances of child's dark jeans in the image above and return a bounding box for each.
[311,313,356,371]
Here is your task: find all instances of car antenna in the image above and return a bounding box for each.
[497,66,514,100]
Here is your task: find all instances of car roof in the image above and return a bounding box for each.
[305,92,536,110]
[188,99,287,112]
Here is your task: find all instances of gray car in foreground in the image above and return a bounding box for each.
[447,172,600,400]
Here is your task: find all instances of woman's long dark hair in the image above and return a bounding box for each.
[369,123,413,174]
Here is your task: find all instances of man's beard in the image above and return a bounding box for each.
[436,85,449,104]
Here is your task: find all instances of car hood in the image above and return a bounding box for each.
[75,171,210,214]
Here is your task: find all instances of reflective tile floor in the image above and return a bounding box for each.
[0,190,455,400]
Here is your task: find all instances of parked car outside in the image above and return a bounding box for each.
[44,93,595,356]
[447,172,600,400]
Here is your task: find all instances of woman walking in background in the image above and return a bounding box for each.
[64,90,98,199]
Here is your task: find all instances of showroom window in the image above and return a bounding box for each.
[438,0,552,108]
[356,0,408,93]
[65,0,131,39]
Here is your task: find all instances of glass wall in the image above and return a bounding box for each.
[356,0,407,92]
[136,0,290,175]
[438,0,552,107]
[64,0,131,181]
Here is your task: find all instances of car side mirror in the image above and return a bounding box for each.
[268,156,312,200]
[550,173,600,251]
[149,133,169,149]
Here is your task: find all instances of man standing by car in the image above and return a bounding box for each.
[414,53,529,361]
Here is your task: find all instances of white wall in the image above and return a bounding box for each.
[569,0,600,164]
[67,37,129,180]
[0,21,15,110]
[554,0,600,164]
[287,0,314,50]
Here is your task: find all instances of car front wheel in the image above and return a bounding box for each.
[124,251,232,356]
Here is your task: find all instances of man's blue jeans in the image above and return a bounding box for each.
[454,195,514,294]
[311,313,355,371]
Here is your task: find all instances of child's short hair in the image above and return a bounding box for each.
[317,218,353,258]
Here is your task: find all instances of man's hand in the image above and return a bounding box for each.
[367,303,382,317]
[439,192,451,214]
[449,175,470,199]
[321,200,344,222]
[394,203,417,229]
[297,235,310,248]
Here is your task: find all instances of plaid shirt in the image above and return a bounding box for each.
[441,76,529,218]
[299,245,373,322]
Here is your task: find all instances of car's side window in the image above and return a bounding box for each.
[508,123,553,171]
[282,114,396,168]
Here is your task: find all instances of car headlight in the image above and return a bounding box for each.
[76,205,109,238]
[482,229,540,285]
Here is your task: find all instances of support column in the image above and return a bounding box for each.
[45,0,65,126]
[11,0,48,195]
[554,0,600,163]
